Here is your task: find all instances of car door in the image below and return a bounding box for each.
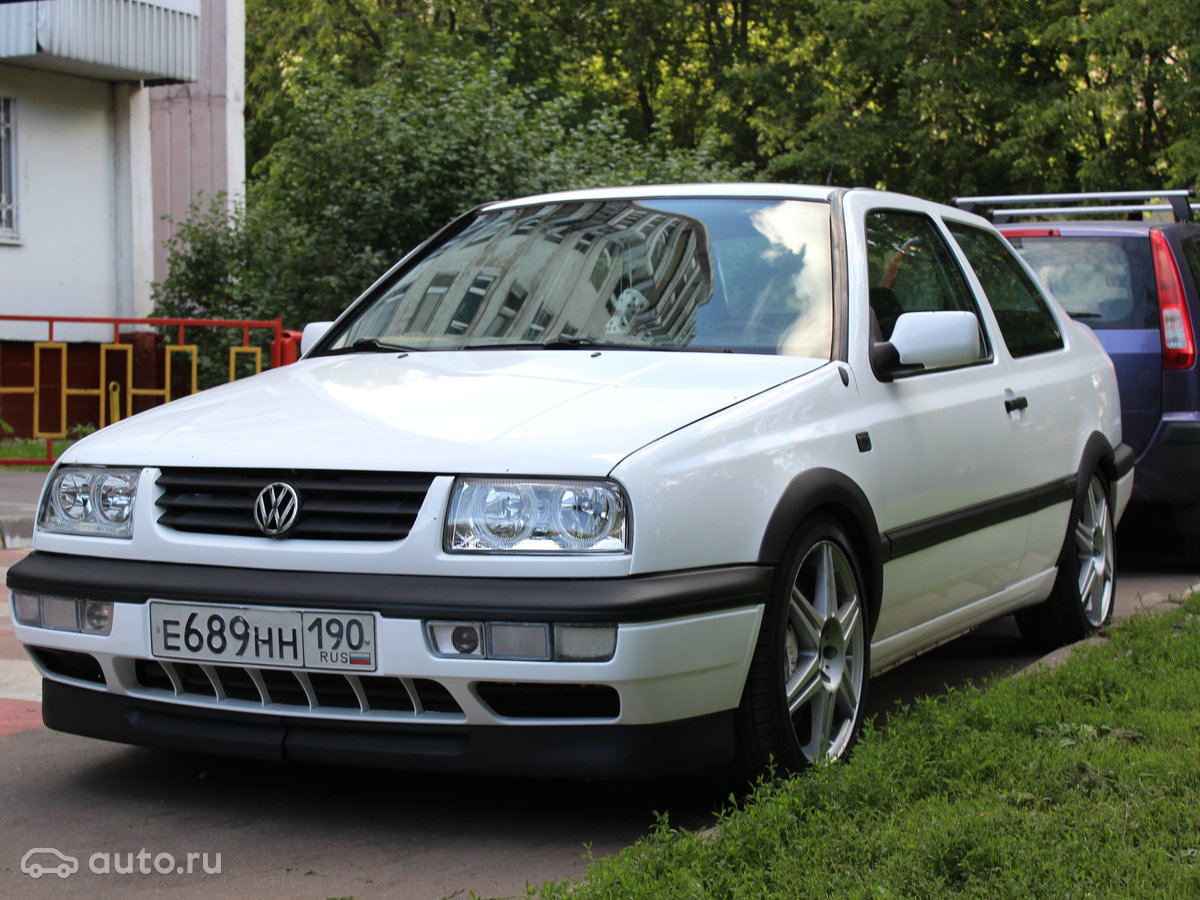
[844,199,1034,660]
[945,219,1088,581]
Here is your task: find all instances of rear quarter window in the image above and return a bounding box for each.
[949,223,1063,357]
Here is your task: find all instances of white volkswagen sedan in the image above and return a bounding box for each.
[7,185,1132,778]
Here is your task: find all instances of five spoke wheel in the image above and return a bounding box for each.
[784,539,866,763]
[1016,471,1116,649]
[737,516,870,776]
[1074,474,1115,629]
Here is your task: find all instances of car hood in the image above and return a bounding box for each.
[64,350,825,475]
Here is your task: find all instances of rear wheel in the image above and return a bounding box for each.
[1179,533,1200,570]
[736,516,869,777]
[1017,473,1115,649]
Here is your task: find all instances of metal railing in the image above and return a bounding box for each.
[0,315,302,466]
[953,189,1199,224]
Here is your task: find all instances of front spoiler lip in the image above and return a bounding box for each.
[40,679,736,778]
[7,552,773,624]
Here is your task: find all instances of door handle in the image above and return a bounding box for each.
[1005,395,1029,414]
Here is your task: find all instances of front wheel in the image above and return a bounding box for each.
[1017,473,1115,650]
[735,516,870,777]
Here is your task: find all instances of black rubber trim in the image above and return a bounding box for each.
[880,476,1076,562]
[6,553,771,624]
[1113,442,1135,479]
[755,466,886,638]
[39,679,734,778]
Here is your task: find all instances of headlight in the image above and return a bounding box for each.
[39,466,141,538]
[446,478,629,553]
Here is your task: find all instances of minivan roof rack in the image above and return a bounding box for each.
[952,189,1197,224]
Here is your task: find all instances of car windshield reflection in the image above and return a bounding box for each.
[323,197,834,358]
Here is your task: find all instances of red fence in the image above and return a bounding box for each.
[0,315,303,466]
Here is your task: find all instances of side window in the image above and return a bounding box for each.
[1181,236,1200,295]
[0,96,16,242]
[865,210,987,361]
[948,223,1064,358]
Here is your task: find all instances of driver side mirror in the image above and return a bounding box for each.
[871,311,982,382]
[300,321,334,357]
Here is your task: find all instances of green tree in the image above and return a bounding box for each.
[1048,0,1200,190]
[154,53,744,329]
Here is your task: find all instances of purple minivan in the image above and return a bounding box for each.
[958,191,1200,565]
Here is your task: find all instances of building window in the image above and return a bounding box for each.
[445,274,495,335]
[0,97,16,242]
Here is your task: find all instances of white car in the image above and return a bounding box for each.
[7,184,1132,778]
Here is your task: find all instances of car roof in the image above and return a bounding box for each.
[481,183,842,211]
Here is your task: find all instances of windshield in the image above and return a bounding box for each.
[323,197,833,357]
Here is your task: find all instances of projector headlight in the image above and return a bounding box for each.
[39,466,141,538]
[447,478,629,553]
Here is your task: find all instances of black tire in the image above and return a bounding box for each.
[1179,533,1200,571]
[1016,473,1115,650]
[735,515,870,778]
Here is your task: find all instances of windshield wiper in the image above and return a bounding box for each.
[459,336,736,353]
[324,338,420,355]
[1065,311,1102,320]
[542,336,608,349]
[459,337,633,350]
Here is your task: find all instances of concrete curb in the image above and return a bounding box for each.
[1021,578,1200,672]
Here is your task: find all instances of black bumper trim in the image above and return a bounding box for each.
[6,552,771,623]
[40,680,734,778]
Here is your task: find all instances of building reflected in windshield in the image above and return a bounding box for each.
[336,197,832,357]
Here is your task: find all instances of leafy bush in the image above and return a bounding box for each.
[153,53,745,330]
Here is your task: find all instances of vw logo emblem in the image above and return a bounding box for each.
[254,482,300,537]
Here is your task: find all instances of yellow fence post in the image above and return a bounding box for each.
[229,346,263,382]
[108,382,121,424]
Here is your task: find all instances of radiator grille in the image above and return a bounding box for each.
[155,469,434,541]
[133,659,464,720]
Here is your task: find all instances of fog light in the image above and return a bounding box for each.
[41,597,79,631]
[10,592,115,636]
[12,591,41,627]
[428,622,484,657]
[81,600,114,635]
[554,624,617,661]
[452,625,480,654]
[488,623,551,660]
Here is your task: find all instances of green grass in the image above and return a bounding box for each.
[0,435,79,469]
[531,597,1200,899]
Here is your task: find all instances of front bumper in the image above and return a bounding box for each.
[8,553,769,776]
[41,680,735,778]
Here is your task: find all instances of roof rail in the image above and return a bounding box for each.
[952,190,1196,224]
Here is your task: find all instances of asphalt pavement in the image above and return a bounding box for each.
[1,470,45,731]
[2,466,1199,897]
[0,469,42,550]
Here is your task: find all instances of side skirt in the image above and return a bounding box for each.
[869,566,1057,675]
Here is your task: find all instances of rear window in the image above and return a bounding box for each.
[1004,235,1157,330]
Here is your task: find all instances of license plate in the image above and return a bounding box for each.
[150,602,376,672]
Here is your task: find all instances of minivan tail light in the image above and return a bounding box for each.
[1152,230,1195,369]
